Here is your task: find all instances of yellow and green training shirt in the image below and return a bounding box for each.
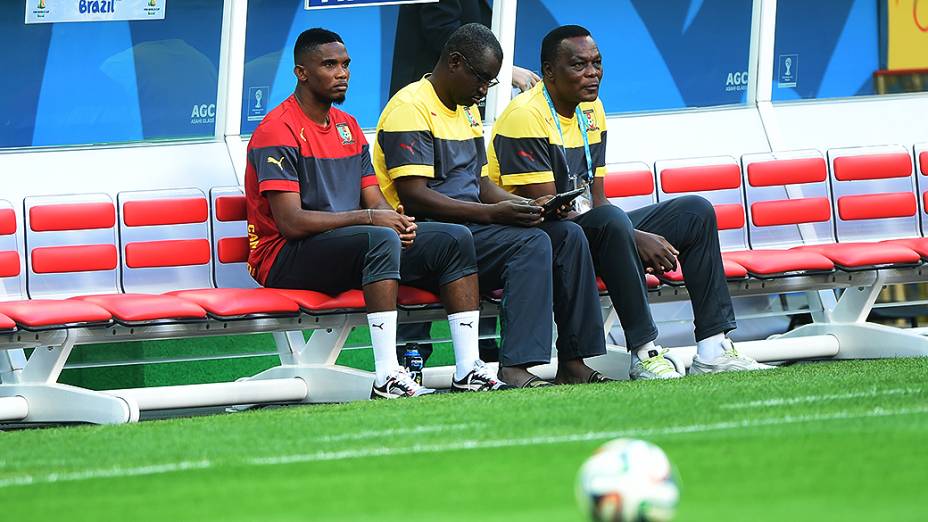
[374,78,488,209]
[488,82,607,194]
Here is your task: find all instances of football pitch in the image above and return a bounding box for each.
[1,358,926,521]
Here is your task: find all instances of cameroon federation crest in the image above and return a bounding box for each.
[336,123,354,145]
[583,109,599,131]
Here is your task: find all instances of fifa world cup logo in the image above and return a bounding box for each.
[38,0,46,9]
[150,0,158,6]
[255,89,263,110]
[784,57,793,77]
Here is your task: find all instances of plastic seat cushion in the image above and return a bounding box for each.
[0,312,15,332]
[791,242,921,268]
[488,275,660,302]
[596,275,659,292]
[397,286,441,306]
[880,238,928,259]
[645,274,660,288]
[270,288,366,312]
[71,294,208,323]
[0,299,112,329]
[166,288,300,318]
[660,258,748,283]
[722,250,835,276]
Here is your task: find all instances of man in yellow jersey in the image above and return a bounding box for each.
[489,25,773,379]
[374,24,609,387]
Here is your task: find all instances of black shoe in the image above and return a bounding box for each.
[451,361,515,392]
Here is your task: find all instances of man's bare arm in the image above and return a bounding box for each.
[395,176,543,227]
[267,191,415,240]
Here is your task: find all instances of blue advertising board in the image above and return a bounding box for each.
[305,0,436,10]
[514,0,754,114]
[243,0,400,132]
[0,0,223,148]
[772,0,878,101]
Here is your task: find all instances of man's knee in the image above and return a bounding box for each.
[517,228,553,262]
[677,195,716,224]
[556,220,592,250]
[434,223,477,265]
[367,226,402,265]
[595,205,635,237]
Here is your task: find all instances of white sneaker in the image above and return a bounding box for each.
[689,339,775,375]
[452,360,515,392]
[629,348,684,380]
[371,368,436,399]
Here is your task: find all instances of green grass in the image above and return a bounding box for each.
[2,358,926,521]
[59,322,459,390]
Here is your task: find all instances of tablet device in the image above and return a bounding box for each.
[541,187,586,217]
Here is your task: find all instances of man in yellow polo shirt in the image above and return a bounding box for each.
[489,25,773,379]
[375,24,610,387]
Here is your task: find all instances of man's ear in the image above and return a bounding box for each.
[293,65,306,82]
[541,61,554,81]
[447,52,462,72]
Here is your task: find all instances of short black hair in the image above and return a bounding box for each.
[442,23,503,65]
[294,27,343,64]
[540,25,592,67]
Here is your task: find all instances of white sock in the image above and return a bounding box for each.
[696,332,726,361]
[448,310,481,381]
[632,341,657,362]
[368,311,399,386]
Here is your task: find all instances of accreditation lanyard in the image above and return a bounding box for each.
[542,84,593,189]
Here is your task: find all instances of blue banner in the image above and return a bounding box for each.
[305,0,436,10]
[243,0,400,132]
[772,0,878,101]
[515,0,753,114]
[0,0,222,148]
[25,0,166,24]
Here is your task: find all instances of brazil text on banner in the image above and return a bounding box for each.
[25,0,166,24]
[888,0,928,70]
[305,0,437,10]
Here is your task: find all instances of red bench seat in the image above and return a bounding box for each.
[0,299,112,330]
[71,294,208,325]
[791,243,921,269]
[272,288,367,313]
[721,250,835,277]
[0,312,15,332]
[166,288,300,319]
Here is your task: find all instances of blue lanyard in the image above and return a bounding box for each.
[542,84,593,187]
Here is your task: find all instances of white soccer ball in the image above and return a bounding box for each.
[575,438,680,522]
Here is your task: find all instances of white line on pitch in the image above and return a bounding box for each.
[247,405,928,466]
[720,388,922,410]
[0,460,211,489]
[2,406,927,489]
[312,422,485,442]
[0,423,482,472]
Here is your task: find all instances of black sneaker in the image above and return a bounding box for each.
[371,368,436,399]
[451,360,515,392]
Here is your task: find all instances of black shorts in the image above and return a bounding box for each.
[265,222,477,295]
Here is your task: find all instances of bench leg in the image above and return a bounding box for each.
[777,272,928,358]
[586,344,633,380]
[0,383,137,424]
[249,365,373,403]
[0,349,27,384]
[0,331,139,424]
[777,322,928,358]
[246,319,374,403]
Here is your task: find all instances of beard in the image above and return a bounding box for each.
[331,93,346,105]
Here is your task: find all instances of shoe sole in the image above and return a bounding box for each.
[689,363,775,375]
[630,373,683,381]
[450,383,514,392]
[370,388,437,399]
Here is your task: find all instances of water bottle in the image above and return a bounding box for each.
[403,347,424,386]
